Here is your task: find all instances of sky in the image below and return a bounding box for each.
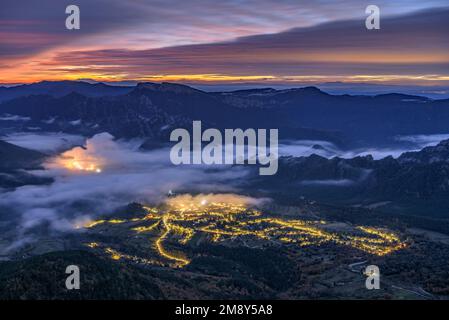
[0,0,448,85]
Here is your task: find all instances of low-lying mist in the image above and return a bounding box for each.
[279,133,449,160]
[3,132,86,154]
[2,131,449,254]
[0,133,252,253]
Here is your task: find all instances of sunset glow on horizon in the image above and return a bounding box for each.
[1,0,448,86]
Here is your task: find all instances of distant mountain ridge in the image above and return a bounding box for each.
[0,81,133,103]
[0,82,345,144]
[255,139,449,217]
[1,81,449,146]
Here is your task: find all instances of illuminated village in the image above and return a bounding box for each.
[45,140,104,173]
[47,137,407,269]
[81,194,407,268]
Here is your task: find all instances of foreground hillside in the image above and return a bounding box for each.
[1,199,448,300]
[0,250,164,299]
[0,140,52,189]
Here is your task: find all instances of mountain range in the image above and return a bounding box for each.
[1,81,449,147]
[0,81,133,103]
[254,139,449,218]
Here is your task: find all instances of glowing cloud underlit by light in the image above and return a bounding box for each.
[49,148,103,174]
[45,135,109,174]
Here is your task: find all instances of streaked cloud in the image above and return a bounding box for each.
[0,1,448,84]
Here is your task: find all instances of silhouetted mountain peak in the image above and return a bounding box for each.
[135,82,203,94]
[301,86,324,93]
[399,139,449,164]
[222,88,277,95]
[286,86,326,95]
[0,80,133,102]
[374,92,430,102]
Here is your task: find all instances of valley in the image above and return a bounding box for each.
[1,81,449,300]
